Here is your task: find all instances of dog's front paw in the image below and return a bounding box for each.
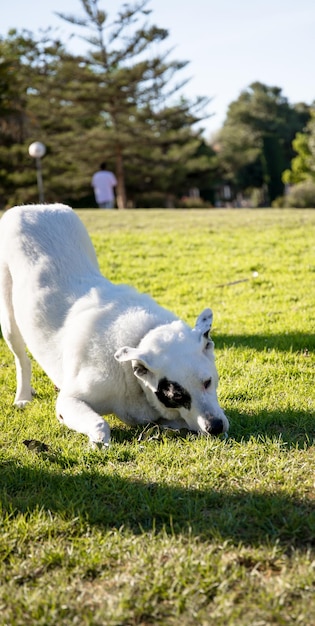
[90,439,110,450]
[89,422,111,449]
[86,416,111,449]
[14,399,31,409]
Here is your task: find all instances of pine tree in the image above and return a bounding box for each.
[56,0,210,207]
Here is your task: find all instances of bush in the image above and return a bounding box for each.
[284,180,315,208]
[272,195,286,208]
[176,196,212,209]
[135,191,169,208]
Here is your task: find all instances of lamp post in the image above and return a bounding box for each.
[28,141,46,202]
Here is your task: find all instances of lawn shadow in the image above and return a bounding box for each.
[213,331,314,447]
[215,331,314,353]
[226,407,315,448]
[1,457,314,550]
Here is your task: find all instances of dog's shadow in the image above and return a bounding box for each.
[1,439,314,551]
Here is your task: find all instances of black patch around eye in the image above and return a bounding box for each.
[155,377,192,410]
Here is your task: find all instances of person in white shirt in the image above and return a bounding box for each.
[91,162,117,209]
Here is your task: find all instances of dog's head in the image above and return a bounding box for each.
[115,308,229,436]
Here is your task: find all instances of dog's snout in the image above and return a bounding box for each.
[206,418,224,435]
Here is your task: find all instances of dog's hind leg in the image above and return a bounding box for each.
[0,265,33,407]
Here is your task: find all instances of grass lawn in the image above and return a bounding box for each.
[0,207,314,625]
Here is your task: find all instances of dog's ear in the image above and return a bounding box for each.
[193,308,213,337]
[193,308,214,352]
[114,346,156,384]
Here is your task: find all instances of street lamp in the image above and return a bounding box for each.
[28,141,46,202]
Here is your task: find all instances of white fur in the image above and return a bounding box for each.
[0,204,229,446]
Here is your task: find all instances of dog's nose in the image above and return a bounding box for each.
[206,418,224,435]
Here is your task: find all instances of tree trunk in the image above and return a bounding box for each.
[115,145,126,209]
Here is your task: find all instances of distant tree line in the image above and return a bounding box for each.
[213,82,311,206]
[0,0,314,209]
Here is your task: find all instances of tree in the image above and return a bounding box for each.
[282,109,315,184]
[215,82,310,204]
[0,30,102,207]
[116,98,213,206]
[0,3,211,208]
[56,0,210,207]
[0,31,35,207]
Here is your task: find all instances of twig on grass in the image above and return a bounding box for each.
[216,278,250,288]
[216,271,259,288]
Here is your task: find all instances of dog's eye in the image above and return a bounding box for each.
[203,378,212,390]
[133,364,148,377]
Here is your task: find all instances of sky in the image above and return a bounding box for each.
[1,0,315,138]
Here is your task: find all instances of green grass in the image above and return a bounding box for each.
[0,208,314,625]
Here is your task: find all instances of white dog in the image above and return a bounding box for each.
[0,204,229,446]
